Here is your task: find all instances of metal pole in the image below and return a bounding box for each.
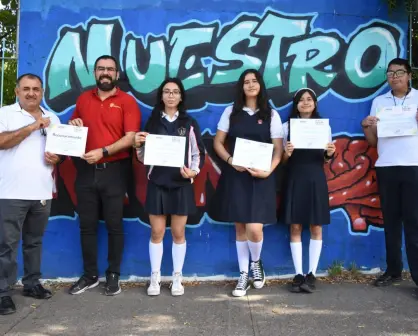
[1,38,5,108]
[16,0,20,61]
[410,13,413,66]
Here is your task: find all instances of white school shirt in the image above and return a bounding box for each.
[0,102,61,200]
[217,105,284,138]
[370,88,418,167]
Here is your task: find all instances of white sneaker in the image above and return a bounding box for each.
[170,272,184,296]
[232,271,250,297]
[147,271,161,296]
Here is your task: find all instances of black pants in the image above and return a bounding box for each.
[0,199,51,297]
[74,158,129,278]
[376,166,418,285]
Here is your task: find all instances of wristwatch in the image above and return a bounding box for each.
[102,147,109,157]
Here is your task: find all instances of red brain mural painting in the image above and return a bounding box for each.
[53,135,383,233]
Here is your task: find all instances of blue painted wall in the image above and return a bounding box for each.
[17,0,409,278]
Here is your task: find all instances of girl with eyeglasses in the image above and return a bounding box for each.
[281,88,335,293]
[134,78,205,297]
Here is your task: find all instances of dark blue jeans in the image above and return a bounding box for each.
[0,199,51,297]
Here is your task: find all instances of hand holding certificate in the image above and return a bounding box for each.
[144,134,186,167]
[232,137,273,172]
[377,104,418,138]
[290,118,329,149]
[45,124,88,157]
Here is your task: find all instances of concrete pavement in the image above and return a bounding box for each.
[1,279,418,336]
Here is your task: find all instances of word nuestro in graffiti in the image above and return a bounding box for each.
[44,9,402,111]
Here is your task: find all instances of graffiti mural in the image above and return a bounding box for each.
[17,0,409,278]
[44,11,401,111]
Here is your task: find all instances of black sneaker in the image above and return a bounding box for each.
[232,271,250,297]
[68,276,99,295]
[291,274,305,293]
[105,273,121,296]
[250,259,266,289]
[300,272,316,293]
[373,272,402,287]
[23,284,52,299]
[0,296,16,315]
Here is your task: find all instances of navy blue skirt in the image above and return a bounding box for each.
[145,181,197,216]
[209,164,277,224]
[280,164,330,226]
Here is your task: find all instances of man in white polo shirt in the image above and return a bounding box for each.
[0,73,61,315]
[362,58,418,291]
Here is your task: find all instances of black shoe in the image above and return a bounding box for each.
[22,284,52,299]
[0,296,16,315]
[300,272,316,293]
[291,274,305,293]
[250,259,266,289]
[373,272,402,287]
[69,276,99,295]
[232,271,250,297]
[105,273,121,296]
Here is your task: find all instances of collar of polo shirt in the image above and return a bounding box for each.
[15,102,46,115]
[384,87,414,99]
[93,87,120,97]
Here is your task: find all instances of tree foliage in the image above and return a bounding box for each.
[384,0,418,11]
[0,0,18,105]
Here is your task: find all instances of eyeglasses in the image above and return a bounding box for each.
[386,70,407,78]
[40,128,47,136]
[95,66,117,73]
[162,90,181,96]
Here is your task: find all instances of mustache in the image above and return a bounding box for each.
[99,75,113,81]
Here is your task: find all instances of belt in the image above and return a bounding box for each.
[94,161,119,170]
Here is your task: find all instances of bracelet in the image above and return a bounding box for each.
[227,156,232,164]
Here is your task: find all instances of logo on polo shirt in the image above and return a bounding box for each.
[109,103,121,109]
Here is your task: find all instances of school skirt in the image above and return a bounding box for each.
[280,164,330,226]
[209,164,277,224]
[145,181,197,216]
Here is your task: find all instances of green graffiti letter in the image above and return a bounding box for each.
[126,37,167,94]
[169,27,215,90]
[287,36,339,92]
[211,21,262,85]
[345,27,398,88]
[255,14,308,89]
[47,23,115,100]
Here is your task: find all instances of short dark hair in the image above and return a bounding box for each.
[94,55,119,71]
[387,58,412,74]
[16,73,43,87]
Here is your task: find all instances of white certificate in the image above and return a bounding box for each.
[45,124,88,157]
[290,118,329,149]
[232,137,273,171]
[144,134,186,168]
[377,104,418,138]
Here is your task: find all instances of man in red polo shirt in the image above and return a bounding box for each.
[67,55,141,296]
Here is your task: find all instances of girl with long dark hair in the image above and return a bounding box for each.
[134,78,205,297]
[210,69,284,297]
[281,88,335,293]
